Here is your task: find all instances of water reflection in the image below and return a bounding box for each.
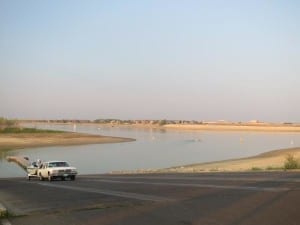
[1,123,299,178]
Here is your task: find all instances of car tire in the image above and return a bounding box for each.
[71,175,75,181]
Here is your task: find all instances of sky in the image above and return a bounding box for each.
[0,0,299,122]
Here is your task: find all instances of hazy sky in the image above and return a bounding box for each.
[1,0,299,122]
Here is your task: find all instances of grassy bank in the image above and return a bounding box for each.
[0,118,135,152]
[0,127,65,134]
[0,118,65,134]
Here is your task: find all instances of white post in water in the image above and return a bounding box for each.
[73,124,77,132]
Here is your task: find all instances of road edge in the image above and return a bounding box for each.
[0,203,11,225]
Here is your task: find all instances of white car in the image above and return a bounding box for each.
[38,161,77,181]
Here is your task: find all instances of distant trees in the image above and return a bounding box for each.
[92,119,205,126]
[159,119,167,126]
[0,118,18,128]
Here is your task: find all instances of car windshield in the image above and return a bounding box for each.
[48,162,69,167]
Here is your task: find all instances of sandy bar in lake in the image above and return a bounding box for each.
[0,133,135,152]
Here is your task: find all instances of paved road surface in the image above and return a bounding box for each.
[1,172,300,225]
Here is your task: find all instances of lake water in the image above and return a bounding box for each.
[1,123,299,178]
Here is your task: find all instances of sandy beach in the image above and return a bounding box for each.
[0,132,135,152]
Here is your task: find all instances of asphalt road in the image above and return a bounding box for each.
[1,172,300,225]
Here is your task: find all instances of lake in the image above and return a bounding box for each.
[1,123,299,178]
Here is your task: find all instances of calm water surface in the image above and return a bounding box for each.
[1,123,299,178]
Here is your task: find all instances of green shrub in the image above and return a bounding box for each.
[284,154,299,170]
[251,167,263,171]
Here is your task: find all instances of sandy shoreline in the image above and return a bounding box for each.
[163,124,300,132]
[110,147,300,174]
[0,132,135,152]
[157,147,300,173]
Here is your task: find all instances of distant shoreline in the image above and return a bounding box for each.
[22,121,300,133]
[0,132,135,152]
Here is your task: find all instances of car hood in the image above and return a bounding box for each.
[49,167,77,170]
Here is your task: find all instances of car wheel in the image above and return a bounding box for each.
[71,175,75,181]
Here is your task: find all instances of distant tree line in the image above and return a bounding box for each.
[12,118,300,127]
